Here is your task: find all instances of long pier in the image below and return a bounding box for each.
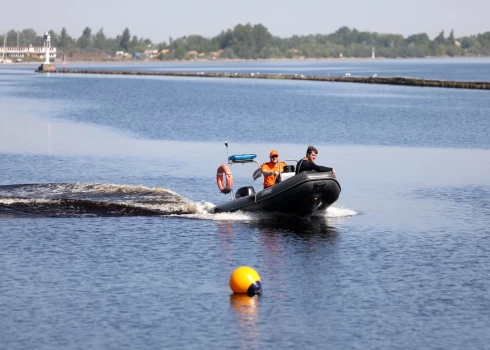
[36,69,490,90]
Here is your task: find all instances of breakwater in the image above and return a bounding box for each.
[37,69,490,90]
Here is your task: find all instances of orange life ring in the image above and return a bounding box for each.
[217,164,233,194]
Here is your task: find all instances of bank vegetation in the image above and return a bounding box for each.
[4,24,490,61]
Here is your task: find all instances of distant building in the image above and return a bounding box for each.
[143,50,159,58]
[0,44,57,60]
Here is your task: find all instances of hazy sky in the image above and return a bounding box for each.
[3,0,489,43]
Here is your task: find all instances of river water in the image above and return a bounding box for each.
[1,58,489,349]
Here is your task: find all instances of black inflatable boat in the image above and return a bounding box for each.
[213,148,341,218]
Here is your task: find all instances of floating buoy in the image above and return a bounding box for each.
[229,266,262,296]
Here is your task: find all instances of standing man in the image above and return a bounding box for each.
[296,146,337,177]
[261,150,287,189]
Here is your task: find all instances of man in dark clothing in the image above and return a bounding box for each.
[296,146,337,177]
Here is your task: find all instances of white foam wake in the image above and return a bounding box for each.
[180,202,358,221]
[324,205,359,218]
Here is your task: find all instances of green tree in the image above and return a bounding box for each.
[476,32,490,48]
[357,31,373,45]
[331,26,352,46]
[231,23,255,58]
[120,28,131,51]
[214,30,233,50]
[252,23,272,53]
[48,30,59,47]
[187,35,209,53]
[447,30,455,45]
[173,46,185,59]
[429,41,441,56]
[77,27,92,49]
[406,33,430,45]
[16,29,42,46]
[131,35,138,46]
[434,30,445,44]
[59,27,73,49]
[94,28,107,50]
[6,29,19,46]
[459,36,474,49]
[476,32,490,54]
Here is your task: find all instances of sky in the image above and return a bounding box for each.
[2,0,489,43]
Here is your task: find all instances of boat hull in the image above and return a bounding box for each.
[213,171,341,218]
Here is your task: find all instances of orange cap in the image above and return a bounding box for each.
[269,150,279,157]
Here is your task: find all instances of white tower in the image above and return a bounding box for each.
[372,47,375,59]
[43,32,51,64]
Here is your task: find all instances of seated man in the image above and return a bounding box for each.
[261,150,287,189]
[296,146,337,177]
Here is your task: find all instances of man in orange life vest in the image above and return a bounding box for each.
[261,150,287,189]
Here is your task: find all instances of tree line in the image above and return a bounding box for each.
[2,24,490,59]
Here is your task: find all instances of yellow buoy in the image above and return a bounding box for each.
[229,266,262,296]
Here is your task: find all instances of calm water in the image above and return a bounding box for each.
[1,59,489,349]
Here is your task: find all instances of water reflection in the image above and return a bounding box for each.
[254,216,338,240]
[229,294,260,348]
[216,217,338,283]
[217,216,338,244]
[217,221,235,263]
[256,218,338,285]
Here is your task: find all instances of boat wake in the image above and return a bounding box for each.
[0,183,358,220]
[0,183,201,218]
[180,204,358,221]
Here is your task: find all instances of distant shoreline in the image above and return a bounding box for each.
[3,55,490,66]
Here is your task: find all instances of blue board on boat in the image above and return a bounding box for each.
[228,154,257,162]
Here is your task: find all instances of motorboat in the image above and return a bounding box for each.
[213,143,341,218]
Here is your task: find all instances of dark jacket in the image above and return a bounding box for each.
[296,158,333,174]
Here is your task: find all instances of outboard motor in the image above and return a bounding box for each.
[235,186,255,199]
